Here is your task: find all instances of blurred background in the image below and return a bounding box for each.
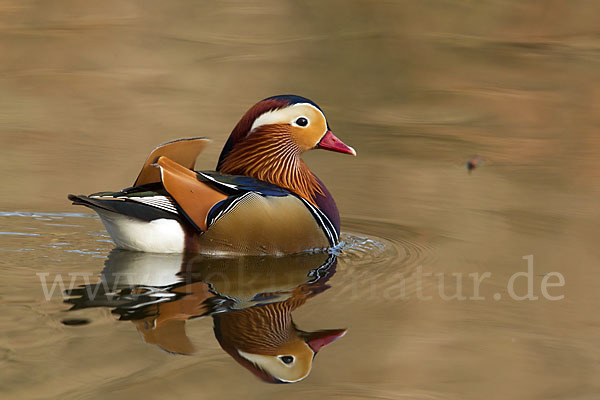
[1,1,600,399]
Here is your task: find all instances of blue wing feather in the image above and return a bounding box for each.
[197,171,290,197]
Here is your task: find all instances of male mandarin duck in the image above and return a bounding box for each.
[69,95,355,255]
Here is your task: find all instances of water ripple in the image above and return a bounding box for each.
[0,232,41,236]
[0,211,95,218]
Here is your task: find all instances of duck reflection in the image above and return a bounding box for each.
[65,249,345,383]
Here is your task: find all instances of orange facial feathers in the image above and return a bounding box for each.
[219,126,324,204]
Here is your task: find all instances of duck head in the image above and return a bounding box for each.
[217,95,355,204]
[214,303,346,384]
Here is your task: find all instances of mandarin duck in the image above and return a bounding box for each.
[69,95,355,255]
[66,250,345,383]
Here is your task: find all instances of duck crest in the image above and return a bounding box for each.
[218,126,324,205]
[217,98,284,168]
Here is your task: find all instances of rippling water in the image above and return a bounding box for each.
[2,1,600,399]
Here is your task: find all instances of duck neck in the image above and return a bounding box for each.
[218,126,324,205]
[216,301,296,354]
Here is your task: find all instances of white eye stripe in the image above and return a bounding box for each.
[248,103,324,135]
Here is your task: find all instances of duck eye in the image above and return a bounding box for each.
[279,355,294,364]
[295,117,308,127]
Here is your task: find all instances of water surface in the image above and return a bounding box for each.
[2,1,600,399]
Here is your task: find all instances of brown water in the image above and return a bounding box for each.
[2,1,600,399]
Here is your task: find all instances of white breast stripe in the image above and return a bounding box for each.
[298,197,338,246]
[206,192,253,228]
[307,253,337,283]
